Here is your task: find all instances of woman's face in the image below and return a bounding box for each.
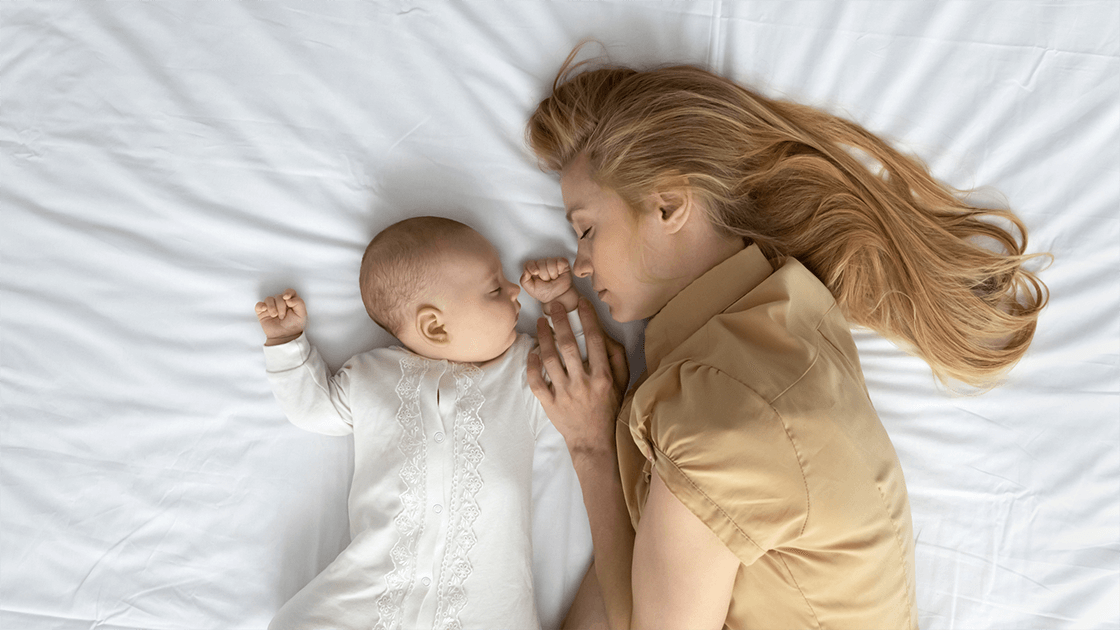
[559,154,680,323]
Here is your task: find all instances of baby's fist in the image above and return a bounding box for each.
[255,289,307,346]
[521,258,576,309]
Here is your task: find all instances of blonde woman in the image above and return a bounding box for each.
[525,52,1046,630]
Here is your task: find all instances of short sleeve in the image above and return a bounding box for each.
[631,360,809,567]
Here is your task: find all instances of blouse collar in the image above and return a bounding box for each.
[643,244,773,372]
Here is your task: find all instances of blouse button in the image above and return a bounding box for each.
[434,432,445,443]
[421,576,432,586]
[433,504,443,514]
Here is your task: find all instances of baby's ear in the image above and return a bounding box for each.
[416,306,450,346]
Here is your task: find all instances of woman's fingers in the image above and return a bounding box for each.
[550,302,584,369]
[577,298,628,395]
[535,316,569,385]
[577,298,612,377]
[526,352,554,404]
[606,335,630,392]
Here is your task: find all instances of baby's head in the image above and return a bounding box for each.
[360,217,522,363]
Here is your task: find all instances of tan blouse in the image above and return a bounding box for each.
[617,245,918,629]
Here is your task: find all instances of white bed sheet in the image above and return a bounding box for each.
[1,1,1117,629]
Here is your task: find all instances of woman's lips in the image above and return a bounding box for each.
[597,289,607,300]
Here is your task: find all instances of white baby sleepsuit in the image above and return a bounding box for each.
[263,313,583,630]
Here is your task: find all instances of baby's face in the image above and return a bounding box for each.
[426,232,522,363]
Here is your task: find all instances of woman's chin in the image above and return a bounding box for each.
[598,293,647,323]
[607,299,664,324]
[603,302,636,324]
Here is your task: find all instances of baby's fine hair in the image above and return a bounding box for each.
[359,216,474,337]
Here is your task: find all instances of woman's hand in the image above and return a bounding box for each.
[255,289,307,346]
[528,298,629,455]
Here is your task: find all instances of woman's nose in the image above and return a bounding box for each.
[573,250,592,278]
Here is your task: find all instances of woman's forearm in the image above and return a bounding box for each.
[570,445,635,630]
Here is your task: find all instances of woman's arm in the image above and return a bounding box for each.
[563,467,741,630]
[631,471,740,630]
[529,299,634,629]
[569,443,637,629]
[562,563,609,630]
[531,300,740,629]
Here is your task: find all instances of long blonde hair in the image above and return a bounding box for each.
[527,49,1048,389]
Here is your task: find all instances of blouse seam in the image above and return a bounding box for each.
[810,307,915,626]
[873,473,917,627]
[813,304,858,374]
[766,339,822,405]
[775,552,823,629]
[772,405,812,539]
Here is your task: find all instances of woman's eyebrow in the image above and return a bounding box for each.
[565,205,584,222]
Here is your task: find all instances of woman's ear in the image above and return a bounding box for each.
[416,306,450,346]
[648,188,693,235]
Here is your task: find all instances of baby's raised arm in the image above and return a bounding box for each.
[257,289,354,436]
[255,289,307,346]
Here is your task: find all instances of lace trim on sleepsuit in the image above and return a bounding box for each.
[374,354,429,630]
[433,362,485,630]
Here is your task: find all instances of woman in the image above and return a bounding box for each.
[524,51,1047,629]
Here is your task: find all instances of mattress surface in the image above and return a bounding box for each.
[1,2,1117,628]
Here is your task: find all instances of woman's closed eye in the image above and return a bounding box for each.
[579,227,592,240]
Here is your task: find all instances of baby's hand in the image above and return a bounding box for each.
[521,258,578,312]
[255,289,307,346]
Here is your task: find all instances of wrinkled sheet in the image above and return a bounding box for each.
[2,1,1117,628]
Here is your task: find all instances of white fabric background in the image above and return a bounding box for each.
[1,2,1117,629]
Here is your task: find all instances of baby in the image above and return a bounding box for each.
[254,216,584,630]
